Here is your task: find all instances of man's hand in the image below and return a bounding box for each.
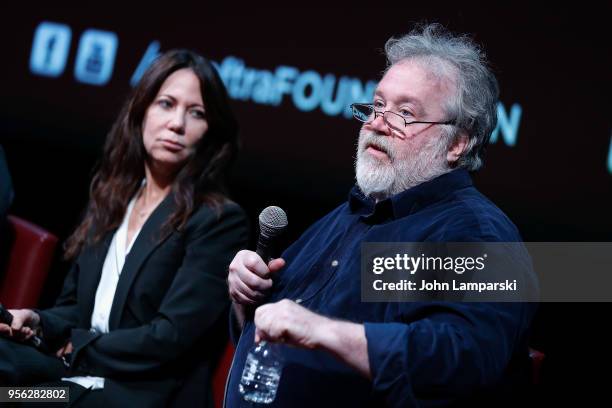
[254,299,331,348]
[0,309,40,341]
[228,250,286,330]
[254,299,372,379]
[228,250,285,306]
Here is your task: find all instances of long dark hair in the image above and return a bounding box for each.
[64,49,239,259]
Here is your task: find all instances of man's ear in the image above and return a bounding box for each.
[447,131,469,165]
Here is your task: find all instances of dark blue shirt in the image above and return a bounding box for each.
[227,169,536,407]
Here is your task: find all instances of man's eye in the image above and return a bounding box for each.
[400,109,413,118]
[373,101,385,109]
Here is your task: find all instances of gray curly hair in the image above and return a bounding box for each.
[385,23,499,171]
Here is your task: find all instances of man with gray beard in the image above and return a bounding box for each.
[226,23,536,407]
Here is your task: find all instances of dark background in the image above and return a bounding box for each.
[1,4,611,404]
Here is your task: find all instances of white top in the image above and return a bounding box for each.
[63,194,143,389]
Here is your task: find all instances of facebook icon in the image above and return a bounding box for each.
[74,29,118,86]
[29,22,72,78]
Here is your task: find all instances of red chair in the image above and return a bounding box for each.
[212,342,235,408]
[529,347,545,385]
[0,215,58,309]
[170,340,235,408]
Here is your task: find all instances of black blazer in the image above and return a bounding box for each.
[38,194,248,407]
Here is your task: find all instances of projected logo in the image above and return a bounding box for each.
[29,22,118,86]
[27,21,544,154]
[213,57,522,147]
[215,57,376,119]
[490,104,522,146]
[74,29,118,85]
[29,22,72,77]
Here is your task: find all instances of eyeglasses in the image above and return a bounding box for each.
[350,103,455,138]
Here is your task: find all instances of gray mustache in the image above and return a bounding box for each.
[359,130,394,160]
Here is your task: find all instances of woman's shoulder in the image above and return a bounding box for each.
[178,198,249,245]
[186,198,247,228]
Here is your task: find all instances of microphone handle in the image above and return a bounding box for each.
[256,233,273,263]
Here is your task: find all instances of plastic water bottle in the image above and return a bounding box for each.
[239,341,283,404]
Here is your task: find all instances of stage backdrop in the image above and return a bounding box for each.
[2,5,610,244]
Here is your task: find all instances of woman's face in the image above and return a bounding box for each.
[142,68,208,173]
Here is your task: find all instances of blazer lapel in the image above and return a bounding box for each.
[78,233,114,327]
[108,192,176,330]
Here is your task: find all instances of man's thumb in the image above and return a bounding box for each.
[268,258,286,273]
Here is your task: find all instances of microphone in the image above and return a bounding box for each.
[0,303,47,352]
[256,206,288,263]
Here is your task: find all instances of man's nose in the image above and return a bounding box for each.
[369,114,391,136]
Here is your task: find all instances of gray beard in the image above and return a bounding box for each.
[355,128,451,200]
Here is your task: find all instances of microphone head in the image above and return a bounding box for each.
[258,206,288,238]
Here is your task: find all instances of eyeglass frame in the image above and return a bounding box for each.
[350,103,456,137]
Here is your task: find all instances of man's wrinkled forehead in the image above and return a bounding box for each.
[375,67,426,114]
[377,60,454,114]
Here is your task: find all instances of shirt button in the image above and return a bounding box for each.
[331,260,339,267]
[295,298,302,304]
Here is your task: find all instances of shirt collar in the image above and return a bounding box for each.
[349,169,473,222]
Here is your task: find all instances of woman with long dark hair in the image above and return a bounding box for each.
[0,50,248,407]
